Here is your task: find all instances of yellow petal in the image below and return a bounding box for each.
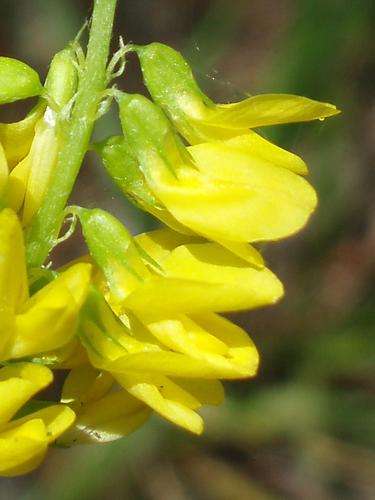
[0,209,28,310]
[135,228,201,263]
[0,363,53,425]
[5,263,91,359]
[194,130,308,175]
[91,317,256,378]
[50,262,92,308]
[61,365,114,408]
[136,227,264,270]
[0,209,28,354]
[216,240,264,267]
[145,138,317,243]
[26,262,92,310]
[21,115,60,226]
[9,287,78,359]
[204,93,340,129]
[0,405,75,475]
[0,142,8,198]
[8,405,76,444]
[58,390,150,445]
[173,378,224,406]
[192,312,260,374]
[125,243,283,314]
[7,154,31,212]
[80,290,162,365]
[0,419,47,476]
[115,372,204,434]
[138,313,259,379]
[0,104,44,169]
[92,350,231,378]
[146,315,227,356]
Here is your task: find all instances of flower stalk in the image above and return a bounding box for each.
[25,0,118,269]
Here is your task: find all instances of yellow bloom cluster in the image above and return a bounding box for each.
[0,41,338,476]
[0,209,89,475]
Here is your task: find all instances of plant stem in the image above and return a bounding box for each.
[26,0,117,268]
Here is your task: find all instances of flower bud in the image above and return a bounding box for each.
[44,46,78,109]
[117,92,317,244]
[0,57,43,105]
[7,47,79,225]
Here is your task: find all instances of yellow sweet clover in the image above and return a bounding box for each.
[78,289,241,434]
[69,208,272,434]
[0,6,339,476]
[103,92,318,247]
[0,208,91,361]
[75,208,283,313]
[0,363,75,476]
[0,208,91,474]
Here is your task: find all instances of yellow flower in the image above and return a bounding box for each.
[79,289,249,434]
[0,363,75,476]
[0,208,92,361]
[125,227,283,314]
[72,210,275,434]
[76,208,283,314]
[58,364,151,445]
[136,42,340,145]
[117,93,318,244]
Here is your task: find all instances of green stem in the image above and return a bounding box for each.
[26,0,117,268]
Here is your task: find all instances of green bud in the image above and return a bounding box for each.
[0,57,43,104]
[44,47,78,108]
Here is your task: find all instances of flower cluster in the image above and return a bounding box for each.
[0,30,338,476]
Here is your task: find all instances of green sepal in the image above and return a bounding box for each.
[116,92,194,176]
[0,57,43,105]
[135,43,212,141]
[73,207,149,302]
[96,135,160,208]
[136,42,211,110]
[78,286,130,354]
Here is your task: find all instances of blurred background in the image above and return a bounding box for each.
[0,0,375,498]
